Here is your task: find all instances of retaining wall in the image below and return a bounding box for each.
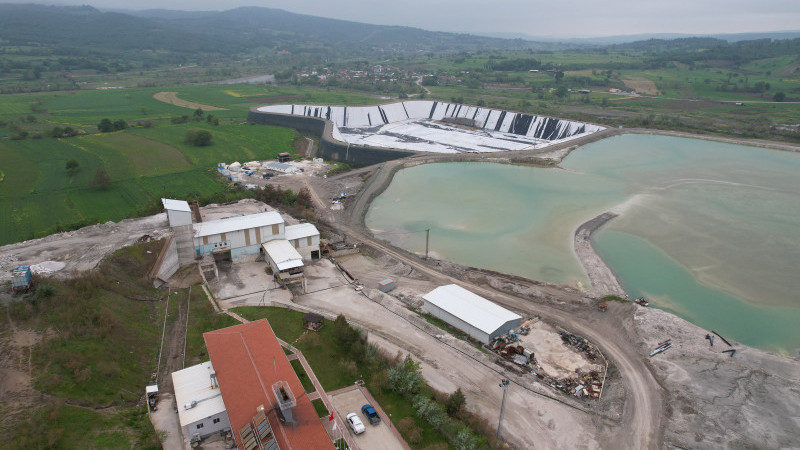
[248,108,417,165]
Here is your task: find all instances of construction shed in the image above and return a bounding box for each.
[262,240,304,281]
[302,313,324,331]
[422,284,522,344]
[171,361,230,442]
[162,198,193,227]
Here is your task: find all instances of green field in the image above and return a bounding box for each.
[0,84,351,245]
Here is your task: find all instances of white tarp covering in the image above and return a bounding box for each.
[422,284,521,335]
[257,101,603,153]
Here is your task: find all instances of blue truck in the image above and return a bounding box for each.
[361,404,381,425]
[11,265,32,292]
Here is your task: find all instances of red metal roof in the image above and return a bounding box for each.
[204,319,334,450]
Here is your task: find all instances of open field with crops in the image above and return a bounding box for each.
[0,85,380,245]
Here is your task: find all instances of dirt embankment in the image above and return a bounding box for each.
[574,212,626,298]
[152,92,227,111]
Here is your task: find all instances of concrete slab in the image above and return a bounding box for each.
[148,393,190,450]
[209,260,272,300]
[304,259,348,293]
[329,388,406,450]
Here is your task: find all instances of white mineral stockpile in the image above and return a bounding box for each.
[257,101,603,153]
[30,260,66,274]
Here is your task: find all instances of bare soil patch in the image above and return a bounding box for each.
[622,77,659,95]
[152,91,227,111]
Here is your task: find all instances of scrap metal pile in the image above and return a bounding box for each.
[486,325,606,400]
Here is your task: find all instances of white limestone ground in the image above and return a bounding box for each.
[259,101,604,153]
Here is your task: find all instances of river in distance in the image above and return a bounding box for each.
[365,134,800,353]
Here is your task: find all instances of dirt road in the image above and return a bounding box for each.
[338,225,663,449]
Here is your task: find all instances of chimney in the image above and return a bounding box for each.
[210,372,218,389]
[271,381,297,423]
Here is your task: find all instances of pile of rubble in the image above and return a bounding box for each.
[487,324,606,400]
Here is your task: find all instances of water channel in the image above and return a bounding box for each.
[365,134,800,353]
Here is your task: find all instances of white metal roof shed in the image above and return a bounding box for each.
[422,284,521,335]
[262,240,304,271]
[285,223,319,241]
[171,361,227,427]
[162,198,191,212]
[193,211,282,238]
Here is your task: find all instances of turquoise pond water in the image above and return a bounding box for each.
[365,134,800,353]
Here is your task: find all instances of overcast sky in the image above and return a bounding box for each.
[7,0,800,37]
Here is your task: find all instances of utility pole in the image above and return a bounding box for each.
[425,228,430,260]
[497,378,510,440]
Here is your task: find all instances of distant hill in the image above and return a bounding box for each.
[1,3,797,63]
[478,30,800,45]
[0,4,237,54]
[0,3,564,57]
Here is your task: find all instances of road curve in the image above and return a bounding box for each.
[305,158,663,448]
[340,226,663,449]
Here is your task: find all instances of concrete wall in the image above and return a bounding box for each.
[248,109,416,165]
[184,411,231,440]
[167,209,193,227]
[156,236,180,283]
[290,234,320,260]
[487,318,523,342]
[173,224,196,267]
[423,300,491,344]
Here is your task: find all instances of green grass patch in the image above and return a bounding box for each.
[83,132,192,177]
[311,398,329,418]
[600,295,629,303]
[290,359,316,393]
[3,403,161,449]
[185,286,240,367]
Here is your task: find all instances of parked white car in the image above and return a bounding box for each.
[346,412,365,435]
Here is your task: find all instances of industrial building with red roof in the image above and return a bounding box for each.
[204,319,334,450]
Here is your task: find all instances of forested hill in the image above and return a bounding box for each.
[0,3,556,57]
[0,4,237,54]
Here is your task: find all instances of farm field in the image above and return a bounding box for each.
[0,85,354,245]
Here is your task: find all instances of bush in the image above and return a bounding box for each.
[445,388,466,417]
[90,168,112,190]
[185,129,213,146]
[387,355,423,395]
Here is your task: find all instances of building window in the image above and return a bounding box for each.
[196,423,204,429]
[213,418,220,424]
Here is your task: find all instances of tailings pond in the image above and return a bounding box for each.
[366,134,800,353]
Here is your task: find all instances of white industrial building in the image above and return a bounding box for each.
[422,284,522,343]
[262,240,305,281]
[156,199,321,285]
[286,222,321,259]
[193,211,285,260]
[172,361,231,442]
[162,198,193,226]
